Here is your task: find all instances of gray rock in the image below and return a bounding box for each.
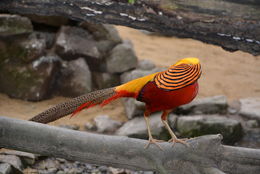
[176,115,243,144]
[176,95,228,115]
[56,171,66,174]
[94,115,122,133]
[0,155,23,171]
[39,168,57,174]
[0,32,46,63]
[123,98,145,119]
[19,32,47,62]
[79,22,122,44]
[0,163,12,174]
[0,14,33,36]
[84,122,98,132]
[228,100,241,114]
[137,59,156,71]
[34,158,60,170]
[245,120,259,128]
[34,31,56,49]
[55,26,100,60]
[95,40,118,56]
[239,98,260,122]
[0,55,60,101]
[236,128,260,148]
[92,72,120,89]
[143,172,154,174]
[106,41,138,73]
[57,58,92,97]
[116,113,170,140]
[0,150,37,165]
[168,114,178,130]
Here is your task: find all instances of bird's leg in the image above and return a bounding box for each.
[144,110,164,150]
[161,110,188,147]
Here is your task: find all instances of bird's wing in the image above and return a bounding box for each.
[115,72,159,97]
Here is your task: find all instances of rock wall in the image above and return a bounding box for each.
[0,14,137,101]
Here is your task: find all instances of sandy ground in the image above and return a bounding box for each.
[0,26,260,128]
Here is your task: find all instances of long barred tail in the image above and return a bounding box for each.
[29,87,118,124]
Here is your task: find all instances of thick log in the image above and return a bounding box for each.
[0,116,260,174]
[0,0,259,55]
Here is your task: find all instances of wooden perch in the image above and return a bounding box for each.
[0,116,260,174]
[0,0,259,55]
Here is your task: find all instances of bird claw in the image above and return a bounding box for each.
[168,138,189,147]
[144,138,164,150]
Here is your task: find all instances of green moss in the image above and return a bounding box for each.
[179,121,243,145]
[128,0,135,4]
[0,16,33,35]
[0,41,31,65]
[0,62,41,98]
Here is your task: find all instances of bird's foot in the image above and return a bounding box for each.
[168,138,189,147]
[144,138,164,150]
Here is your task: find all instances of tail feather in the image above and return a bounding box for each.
[70,101,94,118]
[29,87,117,124]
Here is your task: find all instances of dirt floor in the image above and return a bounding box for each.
[0,26,260,128]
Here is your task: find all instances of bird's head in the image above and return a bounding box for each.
[174,57,200,66]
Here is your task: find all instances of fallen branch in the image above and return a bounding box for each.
[0,116,259,174]
[0,0,259,55]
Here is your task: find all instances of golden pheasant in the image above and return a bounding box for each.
[30,57,202,148]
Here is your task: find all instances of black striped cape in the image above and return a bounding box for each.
[154,63,202,91]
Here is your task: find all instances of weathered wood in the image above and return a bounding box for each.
[0,116,260,174]
[0,0,259,55]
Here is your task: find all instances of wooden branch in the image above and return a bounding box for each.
[0,0,259,55]
[0,116,260,174]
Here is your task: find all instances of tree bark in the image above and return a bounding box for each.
[0,116,259,174]
[0,0,259,55]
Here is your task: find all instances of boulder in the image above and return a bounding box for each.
[84,122,97,132]
[245,120,259,128]
[33,158,60,171]
[95,40,118,56]
[34,31,56,49]
[176,95,228,115]
[92,72,120,89]
[116,113,170,140]
[228,100,241,114]
[80,22,122,57]
[0,55,60,101]
[0,32,46,63]
[55,26,100,60]
[79,22,122,43]
[123,98,145,119]
[38,168,58,174]
[236,128,260,148]
[56,58,92,97]
[94,115,122,133]
[239,98,260,122]
[0,150,37,166]
[0,163,12,174]
[176,115,243,144]
[0,155,23,171]
[106,40,138,73]
[137,59,156,71]
[0,14,33,36]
